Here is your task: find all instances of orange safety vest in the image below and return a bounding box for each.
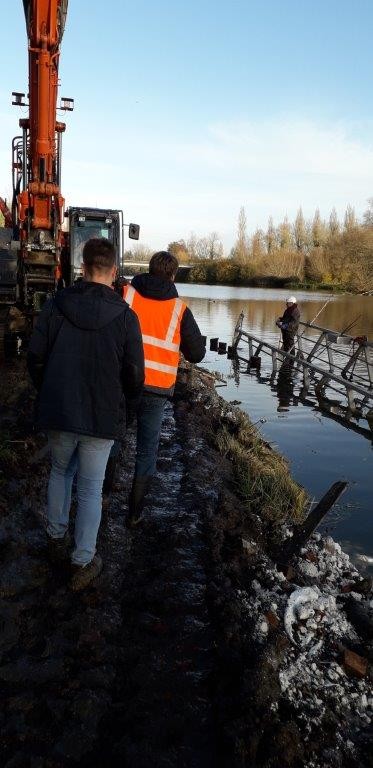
[122,284,186,395]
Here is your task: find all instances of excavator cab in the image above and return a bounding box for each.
[62,207,140,286]
[62,207,122,285]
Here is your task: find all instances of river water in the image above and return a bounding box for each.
[176,283,373,573]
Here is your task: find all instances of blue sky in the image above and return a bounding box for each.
[1,0,373,251]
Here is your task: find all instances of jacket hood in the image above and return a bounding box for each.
[55,281,126,330]
[131,273,178,301]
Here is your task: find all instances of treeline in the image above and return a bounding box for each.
[123,200,373,292]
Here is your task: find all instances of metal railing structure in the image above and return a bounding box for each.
[232,314,373,434]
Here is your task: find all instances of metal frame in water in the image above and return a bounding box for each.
[232,314,373,434]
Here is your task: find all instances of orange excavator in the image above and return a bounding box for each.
[0,0,139,347]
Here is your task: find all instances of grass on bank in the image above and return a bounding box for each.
[213,409,307,525]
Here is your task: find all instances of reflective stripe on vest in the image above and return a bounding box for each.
[122,284,186,394]
[145,360,179,375]
[166,298,183,342]
[142,335,179,352]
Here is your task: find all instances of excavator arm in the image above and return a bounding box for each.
[1,0,137,330]
[12,0,72,309]
[19,0,66,230]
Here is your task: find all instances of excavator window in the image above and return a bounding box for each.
[70,220,114,267]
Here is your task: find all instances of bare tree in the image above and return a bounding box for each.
[167,240,189,262]
[329,207,340,237]
[265,216,277,253]
[207,231,224,260]
[344,204,357,231]
[362,198,373,227]
[185,232,223,261]
[278,216,292,250]
[312,208,327,247]
[232,206,250,263]
[123,245,154,262]
[293,207,307,251]
[186,232,198,261]
[251,228,265,260]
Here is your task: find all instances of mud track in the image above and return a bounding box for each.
[0,360,372,767]
[0,360,237,767]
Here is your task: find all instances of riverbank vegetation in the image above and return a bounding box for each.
[185,366,308,525]
[213,401,308,525]
[124,200,373,292]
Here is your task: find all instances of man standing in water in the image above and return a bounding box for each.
[122,250,205,526]
[276,296,300,353]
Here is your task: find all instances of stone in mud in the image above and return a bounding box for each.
[282,564,296,581]
[343,649,368,679]
[305,550,318,564]
[266,610,280,630]
[241,538,259,559]
[298,559,319,580]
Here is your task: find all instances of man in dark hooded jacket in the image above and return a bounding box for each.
[27,238,144,590]
[122,250,205,526]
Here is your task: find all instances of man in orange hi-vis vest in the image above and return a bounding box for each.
[122,251,205,526]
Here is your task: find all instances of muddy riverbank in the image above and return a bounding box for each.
[0,358,372,767]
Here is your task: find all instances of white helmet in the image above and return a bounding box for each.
[286,296,297,304]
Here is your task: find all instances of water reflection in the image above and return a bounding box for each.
[177,283,373,573]
[273,360,297,412]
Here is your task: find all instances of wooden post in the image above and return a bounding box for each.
[364,347,373,388]
[302,365,311,395]
[272,349,278,373]
[275,481,348,565]
[326,337,335,373]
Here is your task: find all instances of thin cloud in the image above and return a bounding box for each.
[164,118,373,179]
[2,116,373,249]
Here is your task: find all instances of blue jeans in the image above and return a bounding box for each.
[135,393,168,477]
[47,431,113,566]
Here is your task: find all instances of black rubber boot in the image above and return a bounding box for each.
[126,476,151,528]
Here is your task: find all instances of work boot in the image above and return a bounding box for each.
[70,554,103,592]
[47,531,72,563]
[126,477,151,528]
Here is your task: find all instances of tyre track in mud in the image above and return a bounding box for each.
[100,404,219,767]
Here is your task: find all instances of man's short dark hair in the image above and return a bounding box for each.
[149,251,179,280]
[83,238,115,273]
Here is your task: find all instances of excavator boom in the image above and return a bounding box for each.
[18,0,68,240]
